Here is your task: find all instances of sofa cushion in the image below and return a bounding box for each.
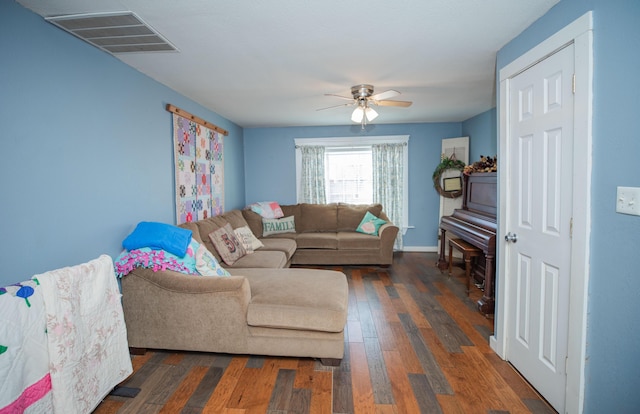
[295,232,338,249]
[279,204,302,221]
[299,203,338,233]
[258,238,297,261]
[337,203,383,231]
[337,232,381,250]
[221,209,251,230]
[262,216,296,236]
[179,221,203,244]
[194,215,230,261]
[225,250,288,269]
[235,268,348,333]
[209,223,246,265]
[242,209,264,238]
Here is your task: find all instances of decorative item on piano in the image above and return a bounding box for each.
[432,154,466,198]
[463,155,497,175]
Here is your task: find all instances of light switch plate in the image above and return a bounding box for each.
[616,186,640,216]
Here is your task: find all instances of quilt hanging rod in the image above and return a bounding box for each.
[166,104,229,136]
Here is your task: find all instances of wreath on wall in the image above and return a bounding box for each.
[433,154,499,198]
[432,155,466,198]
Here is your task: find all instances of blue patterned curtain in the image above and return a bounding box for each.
[299,145,326,204]
[372,143,404,250]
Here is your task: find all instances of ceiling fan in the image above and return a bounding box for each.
[318,84,412,127]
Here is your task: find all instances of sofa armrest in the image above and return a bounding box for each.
[121,267,252,353]
[123,267,248,294]
[378,221,399,265]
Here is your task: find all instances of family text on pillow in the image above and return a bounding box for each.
[262,216,296,236]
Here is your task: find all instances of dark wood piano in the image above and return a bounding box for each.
[437,172,497,316]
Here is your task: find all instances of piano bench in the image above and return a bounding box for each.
[448,238,482,295]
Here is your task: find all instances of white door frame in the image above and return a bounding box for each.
[492,12,593,414]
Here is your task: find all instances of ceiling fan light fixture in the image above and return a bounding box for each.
[365,107,378,122]
[320,84,411,126]
[351,106,364,123]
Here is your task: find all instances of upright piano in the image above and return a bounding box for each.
[437,172,497,315]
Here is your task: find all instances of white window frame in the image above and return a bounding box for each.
[324,146,374,204]
[294,135,409,232]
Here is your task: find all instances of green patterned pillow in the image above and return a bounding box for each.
[356,211,387,236]
[262,216,296,236]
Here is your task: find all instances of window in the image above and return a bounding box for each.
[325,147,372,204]
[294,135,409,245]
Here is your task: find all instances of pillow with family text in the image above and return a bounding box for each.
[262,216,296,236]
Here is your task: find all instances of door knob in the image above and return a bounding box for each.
[504,232,518,243]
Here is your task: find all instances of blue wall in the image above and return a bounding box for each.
[462,108,497,162]
[244,123,466,249]
[497,0,640,412]
[0,1,245,284]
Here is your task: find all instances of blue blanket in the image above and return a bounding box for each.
[122,221,193,257]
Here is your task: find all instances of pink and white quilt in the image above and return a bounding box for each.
[1,255,133,414]
[36,255,133,413]
[0,279,53,413]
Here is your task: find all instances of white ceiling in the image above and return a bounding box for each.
[18,0,559,128]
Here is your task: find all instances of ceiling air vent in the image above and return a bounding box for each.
[45,12,177,54]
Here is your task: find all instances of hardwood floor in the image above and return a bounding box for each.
[94,252,555,414]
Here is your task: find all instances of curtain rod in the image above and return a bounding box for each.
[166,104,229,136]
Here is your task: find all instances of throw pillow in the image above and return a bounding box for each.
[195,244,231,277]
[262,216,296,237]
[209,223,247,265]
[249,201,284,219]
[234,226,264,253]
[356,211,387,236]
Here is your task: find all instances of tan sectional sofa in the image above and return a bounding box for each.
[120,203,397,365]
[242,203,399,266]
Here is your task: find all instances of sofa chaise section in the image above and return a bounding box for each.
[121,266,348,364]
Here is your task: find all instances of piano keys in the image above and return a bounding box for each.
[437,172,497,315]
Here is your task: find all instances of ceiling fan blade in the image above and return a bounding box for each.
[316,102,353,111]
[324,93,354,101]
[370,89,400,101]
[375,100,412,107]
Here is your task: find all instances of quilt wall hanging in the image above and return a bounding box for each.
[169,104,229,224]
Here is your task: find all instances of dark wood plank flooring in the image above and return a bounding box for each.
[94,252,555,414]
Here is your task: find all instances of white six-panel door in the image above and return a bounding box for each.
[505,44,574,413]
